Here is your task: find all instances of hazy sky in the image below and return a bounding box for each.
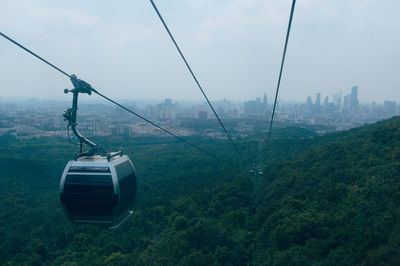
[1,0,399,103]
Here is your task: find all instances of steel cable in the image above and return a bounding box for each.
[0,32,71,78]
[252,0,296,207]
[266,0,296,146]
[149,0,241,156]
[91,89,220,159]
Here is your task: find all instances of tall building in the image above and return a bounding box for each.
[145,105,156,120]
[164,98,172,106]
[333,92,342,109]
[262,93,268,116]
[306,96,312,106]
[120,126,132,137]
[244,100,257,115]
[324,96,329,106]
[342,86,359,114]
[198,111,208,120]
[156,99,176,120]
[343,95,351,112]
[351,86,359,111]
[316,93,321,106]
[351,86,358,99]
[383,101,396,118]
[244,96,266,116]
[92,120,105,133]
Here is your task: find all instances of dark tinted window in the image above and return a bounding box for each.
[64,174,114,194]
[63,174,115,217]
[116,161,133,181]
[65,195,115,217]
[115,161,136,213]
[68,166,110,173]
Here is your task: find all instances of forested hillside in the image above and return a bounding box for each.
[0,117,399,265]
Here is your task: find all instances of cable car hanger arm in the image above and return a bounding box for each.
[63,74,108,158]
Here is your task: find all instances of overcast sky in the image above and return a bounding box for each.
[1,0,399,103]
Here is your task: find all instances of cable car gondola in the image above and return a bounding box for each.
[59,75,136,228]
[60,155,136,228]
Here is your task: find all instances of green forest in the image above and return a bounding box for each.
[0,117,399,265]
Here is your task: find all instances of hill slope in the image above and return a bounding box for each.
[0,117,399,265]
[255,117,400,265]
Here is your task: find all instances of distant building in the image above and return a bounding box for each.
[383,101,396,118]
[316,93,321,106]
[111,127,119,136]
[263,93,268,116]
[198,111,208,120]
[164,98,172,106]
[342,86,359,114]
[324,96,329,106]
[351,86,359,111]
[110,126,131,137]
[343,95,351,112]
[145,105,156,120]
[333,92,342,110]
[306,96,312,106]
[244,96,265,117]
[120,126,132,137]
[156,99,176,120]
[92,120,105,133]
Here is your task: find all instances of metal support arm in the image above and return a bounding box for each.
[63,74,107,158]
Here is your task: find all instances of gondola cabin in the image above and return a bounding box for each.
[60,155,136,228]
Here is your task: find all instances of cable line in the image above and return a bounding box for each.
[252,0,296,206]
[149,0,241,156]
[266,0,296,146]
[0,32,71,78]
[91,89,220,159]
[0,31,220,159]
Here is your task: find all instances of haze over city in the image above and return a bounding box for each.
[1,0,399,103]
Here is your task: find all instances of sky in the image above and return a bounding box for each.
[0,0,399,103]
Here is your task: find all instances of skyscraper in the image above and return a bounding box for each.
[343,95,351,112]
[262,93,268,117]
[351,86,358,99]
[324,96,329,106]
[244,95,268,117]
[306,96,312,106]
[333,92,342,110]
[351,86,359,111]
[383,101,396,118]
[316,93,321,106]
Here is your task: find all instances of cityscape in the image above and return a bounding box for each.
[0,86,398,140]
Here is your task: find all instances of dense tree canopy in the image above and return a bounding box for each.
[0,117,399,265]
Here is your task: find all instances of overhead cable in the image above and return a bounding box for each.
[91,89,220,159]
[149,0,241,156]
[0,31,220,159]
[266,0,296,145]
[252,0,296,206]
[0,32,71,78]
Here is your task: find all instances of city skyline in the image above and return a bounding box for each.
[1,0,399,102]
[0,84,396,106]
